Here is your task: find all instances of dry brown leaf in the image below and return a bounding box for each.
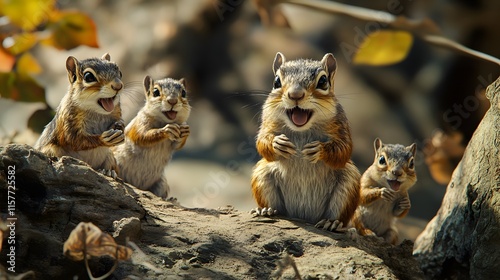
[424,130,466,185]
[63,222,132,261]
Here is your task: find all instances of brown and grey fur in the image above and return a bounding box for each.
[352,138,417,244]
[35,54,124,175]
[113,76,191,198]
[251,52,361,231]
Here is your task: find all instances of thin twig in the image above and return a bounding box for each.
[280,0,500,66]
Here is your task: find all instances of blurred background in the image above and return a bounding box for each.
[1,0,499,241]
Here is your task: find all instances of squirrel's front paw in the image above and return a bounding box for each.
[397,197,411,210]
[179,123,190,139]
[101,128,124,146]
[381,188,396,201]
[111,120,125,131]
[272,134,296,159]
[302,141,323,163]
[163,124,181,141]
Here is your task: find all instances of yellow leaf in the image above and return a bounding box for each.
[4,33,38,55]
[353,30,413,66]
[17,52,42,74]
[0,47,15,71]
[41,10,99,50]
[0,0,55,31]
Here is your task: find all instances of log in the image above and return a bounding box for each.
[413,75,500,278]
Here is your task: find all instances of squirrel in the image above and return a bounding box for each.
[113,76,191,198]
[250,52,362,232]
[35,53,125,177]
[351,138,417,244]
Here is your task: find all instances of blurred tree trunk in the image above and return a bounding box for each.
[413,75,500,279]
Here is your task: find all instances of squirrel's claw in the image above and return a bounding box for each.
[315,219,345,232]
[272,134,296,159]
[302,141,323,163]
[99,169,117,179]
[101,129,124,146]
[163,124,181,141]
[381,188,396,201]
[250,207,277,217]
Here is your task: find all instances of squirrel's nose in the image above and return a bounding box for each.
[111,80,123,91]
[392,168,403,177]
[288,88,305,101]
[167,98,178,105]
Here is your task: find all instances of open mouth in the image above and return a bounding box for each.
[286,107,313,127]
[98,96,116,112]
[163,110,177,120]
[387,180,401,191]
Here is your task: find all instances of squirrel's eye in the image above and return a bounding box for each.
[181,89,187,98]
[378,156,386,165]
[316,75,328,90]
[273,75,281,89]
[83,72,96,83]
[153,88,160,97]
[408,158,415,169]
[119,71,122,79]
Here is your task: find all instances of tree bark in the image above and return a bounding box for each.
[413,75,500,279]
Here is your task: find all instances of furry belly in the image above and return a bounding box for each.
[272,159,336,223]
[359,199,396,235]
[72,147,111,169]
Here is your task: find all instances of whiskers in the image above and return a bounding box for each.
[121,81,146,124]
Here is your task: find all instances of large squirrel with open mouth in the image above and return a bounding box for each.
[251,52,362,232]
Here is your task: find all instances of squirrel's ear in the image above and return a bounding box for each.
[321,53,337,80]
[101,53,111,61]
[374,138,383,151]
[66,56,78,83]
[179,78,186,88]
[408,143,417,156]
[143,75,153,96]
[273,52,285,75]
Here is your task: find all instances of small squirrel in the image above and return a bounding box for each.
[352,138,417,244]
[113,76,191,198]
[251,52,361,231]
[35,54,124,177]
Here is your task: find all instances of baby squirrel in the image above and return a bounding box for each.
[352,138,417,244]
[251,52,361,231]
[113,76,191,198]
[35,54,124,177]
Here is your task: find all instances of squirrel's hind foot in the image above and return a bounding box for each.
[250,207,278,217]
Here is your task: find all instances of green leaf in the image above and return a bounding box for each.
[28,107,54,133]
[0,0,55,31]
[0,71,45,103]
[353,30,413,66]
[41,10,99,50]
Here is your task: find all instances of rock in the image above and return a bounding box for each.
[0,144,423,279]
[413,76,500,278]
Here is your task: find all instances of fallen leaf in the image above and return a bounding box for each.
[0,0,55,31]
[354,30,413,66]
[63,222,132,261]
[41,10,99,50]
